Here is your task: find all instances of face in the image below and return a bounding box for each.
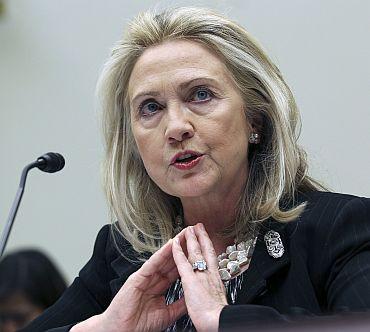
[129,40,252,200]
[0,293,43,332]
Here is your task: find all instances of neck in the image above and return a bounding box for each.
[180,186,244,255]
[182,200,236,234]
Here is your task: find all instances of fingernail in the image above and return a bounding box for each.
[174,237,180,244]
[199,223,205,230]
[190,226,195,234]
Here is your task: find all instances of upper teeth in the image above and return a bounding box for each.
[177,153,193,161]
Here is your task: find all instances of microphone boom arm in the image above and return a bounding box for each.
[0,152,63,258]
[0,161,41,258]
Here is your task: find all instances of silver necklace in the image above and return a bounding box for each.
[175,215,258,281]
[217,236,257,281]
[165,261,253,332]
[167,217,258,331]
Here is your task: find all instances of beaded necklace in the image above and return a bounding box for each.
[166,217,259,331]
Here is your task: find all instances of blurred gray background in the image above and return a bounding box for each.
[0,0,369,282]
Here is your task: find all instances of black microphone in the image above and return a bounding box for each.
[0,152,65,258]
[36,152,65,173]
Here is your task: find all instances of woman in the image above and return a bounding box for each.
[0,249,67,332]
[23,7,370,332]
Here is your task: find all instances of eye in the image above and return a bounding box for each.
[138,99,162,117]
[191,87,213,102]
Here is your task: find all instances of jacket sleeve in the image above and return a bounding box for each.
[21,225,116,332]
[219,196,370,331]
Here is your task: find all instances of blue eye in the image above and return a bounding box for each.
[196,90,209,100]
[192,88,213,102]
[139,100,161,117]
[146,102,158,112]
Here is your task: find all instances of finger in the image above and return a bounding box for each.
[160,253,176,275]
[166,264,181,283]
[167,297,187,326]
[142,228,191,278]
[148,266,180,294]
[194,223,218,270]
[157,264,180,287]
[185,226,204,265]
[175,227,189,257]
[172,236,193,277]
[140,239,175,277]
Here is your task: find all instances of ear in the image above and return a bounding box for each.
[246,111,263,145]
[248,112,263,135]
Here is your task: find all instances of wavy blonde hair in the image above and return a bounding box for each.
[97,7,324,255]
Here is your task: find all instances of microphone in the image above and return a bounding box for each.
[0,152,65,258]
[36,152,65,173]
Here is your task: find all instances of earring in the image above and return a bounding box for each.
[249,133,260,144]
[174,215,183,235]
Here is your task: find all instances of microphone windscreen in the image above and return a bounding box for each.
[37,152,65,173]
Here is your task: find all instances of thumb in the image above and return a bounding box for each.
[167,297,187,325]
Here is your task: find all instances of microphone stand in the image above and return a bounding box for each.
[0,159,46,258]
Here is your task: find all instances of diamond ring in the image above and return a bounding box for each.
[192,259,207,271]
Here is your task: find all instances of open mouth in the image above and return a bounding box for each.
[175,153,199,163]
[170,151,203,169]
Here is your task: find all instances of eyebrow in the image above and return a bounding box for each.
[131,91,161,106]
[130,77,220,105]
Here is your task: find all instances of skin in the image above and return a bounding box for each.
[0,293,44,332]
[129,40,252,249]
[72,238,186,332]
[72,40,255,332]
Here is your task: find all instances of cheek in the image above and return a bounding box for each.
[206,110,249,151]
[133,130,163,173]
[227,107,249,145]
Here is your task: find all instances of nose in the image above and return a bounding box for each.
[164,104,194,144]
[1,320,19,332]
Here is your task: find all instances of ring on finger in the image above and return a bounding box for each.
[192,259,207,271]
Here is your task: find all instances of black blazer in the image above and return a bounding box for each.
[22,191,370,331]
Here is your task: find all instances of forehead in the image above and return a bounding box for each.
[128,39,234,98]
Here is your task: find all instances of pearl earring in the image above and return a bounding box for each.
[249,133,259,144]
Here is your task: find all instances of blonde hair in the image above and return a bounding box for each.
[97,7,324,256]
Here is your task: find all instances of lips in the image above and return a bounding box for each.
[170,150,203,165]
[170,150,204,170]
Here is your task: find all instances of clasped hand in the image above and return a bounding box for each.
[97,223,227,332]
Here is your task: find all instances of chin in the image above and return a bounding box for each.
[165,177,217,199]
[174,189,209,198]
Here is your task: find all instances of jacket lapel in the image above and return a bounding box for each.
[108,219,293,302]
[238,219,291,304]
[108,227,143,295]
